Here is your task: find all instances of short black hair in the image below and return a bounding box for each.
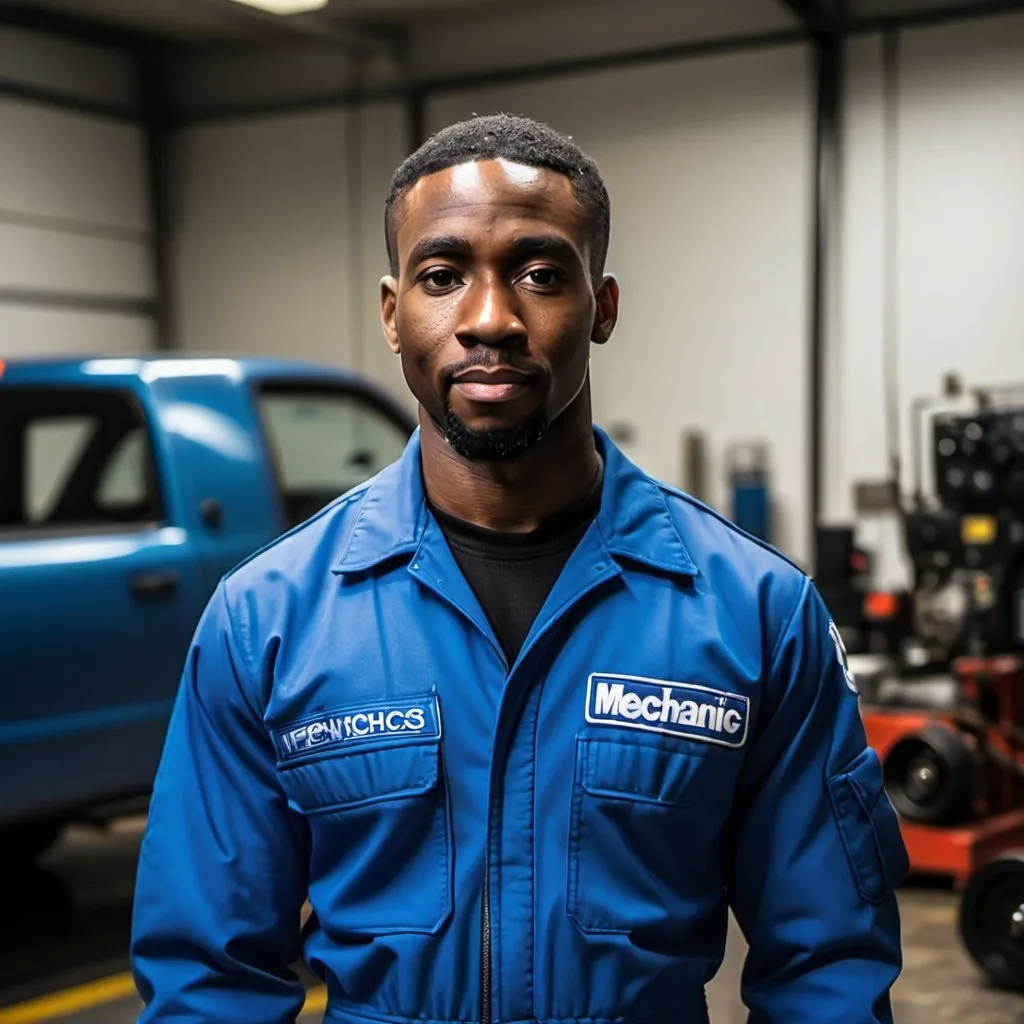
[384,113,610,279]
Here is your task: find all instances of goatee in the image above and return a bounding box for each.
[440,404,548,461]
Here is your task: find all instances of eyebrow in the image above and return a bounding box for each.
[405,233,581,271]
[508,235,577,262]
[407,235,473,268]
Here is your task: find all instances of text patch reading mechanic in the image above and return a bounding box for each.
[273,693,441,762]
[586,674,749,748]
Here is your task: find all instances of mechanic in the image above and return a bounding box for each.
[130,113,909,1023]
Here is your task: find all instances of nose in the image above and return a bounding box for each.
[454,274,527,349]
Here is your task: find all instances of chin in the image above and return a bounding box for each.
[441,405,548,462]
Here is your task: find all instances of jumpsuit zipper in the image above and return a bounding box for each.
[481,875,492,1024]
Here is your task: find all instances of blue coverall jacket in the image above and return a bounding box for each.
[131,427,908,1024]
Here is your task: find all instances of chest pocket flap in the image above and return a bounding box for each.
[579,735,736,806]
[277,740,438,815]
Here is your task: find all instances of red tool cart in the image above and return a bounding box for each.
[864,654,1024,989]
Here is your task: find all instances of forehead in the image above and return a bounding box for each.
[395,159,589,262]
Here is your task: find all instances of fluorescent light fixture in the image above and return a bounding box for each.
[228,0,329,14]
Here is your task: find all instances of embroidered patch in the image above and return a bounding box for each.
[272,692,441,762]
[829,619,859,694]
[585,673,749,748]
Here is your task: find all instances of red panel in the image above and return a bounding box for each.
[862,707,936,761]
[899,812,1024,890]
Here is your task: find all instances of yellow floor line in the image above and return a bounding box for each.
[302,985,328,1015]
[0,976,328,1024]
[0,972,137,1024]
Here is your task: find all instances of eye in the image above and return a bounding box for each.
[520,267,563,289]
[421,268,461,292]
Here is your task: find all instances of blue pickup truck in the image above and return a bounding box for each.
[0,355,416,863]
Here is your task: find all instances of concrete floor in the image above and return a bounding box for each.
[0,821,1021,1023]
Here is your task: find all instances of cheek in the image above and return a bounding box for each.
[547,308,594,378]
[395,299,456,407]
[396,300,448,368]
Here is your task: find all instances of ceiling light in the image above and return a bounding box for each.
[227,0,329,15]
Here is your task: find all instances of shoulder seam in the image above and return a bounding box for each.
[216,581,264,722]
[222,484,372,581]
[767,574,813,679]
[655,481,809,577]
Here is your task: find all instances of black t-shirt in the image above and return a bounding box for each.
[429,469,602,665]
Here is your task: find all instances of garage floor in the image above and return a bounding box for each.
[0,822,1020,1023]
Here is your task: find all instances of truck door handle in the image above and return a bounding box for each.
[129,569,180,599]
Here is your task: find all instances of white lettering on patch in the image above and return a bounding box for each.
[829,620,858,694]
[586,674,749,748]
[273,693,441,762]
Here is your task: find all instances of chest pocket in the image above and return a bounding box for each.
[568,736,739,935]
[276,739,452,935]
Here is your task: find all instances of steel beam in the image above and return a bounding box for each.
[139,47,175,350]
[776,0,843,38]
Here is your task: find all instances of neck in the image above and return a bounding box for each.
[420,389,600,533]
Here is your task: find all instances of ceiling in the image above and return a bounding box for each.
[0,0,519,44]
[2,0,1022,47]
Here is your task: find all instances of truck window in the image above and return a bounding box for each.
[0,389,162,532]
[25,415,99,522]
[257,386,410,526]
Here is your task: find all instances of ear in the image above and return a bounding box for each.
[380,276,400,354]
[590,274,619,346]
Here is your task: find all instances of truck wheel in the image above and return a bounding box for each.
[882,723,977,826]
[959,852,1024,990]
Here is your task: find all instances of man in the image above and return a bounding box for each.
[131,114,908,1023]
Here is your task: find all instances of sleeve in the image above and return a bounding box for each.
[727,575,910,1024]
[130,582,310,1024]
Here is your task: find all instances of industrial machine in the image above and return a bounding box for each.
[903,389,1024,665]
[859,384,1024,990]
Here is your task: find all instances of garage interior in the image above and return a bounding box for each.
[3,0,1024,1021]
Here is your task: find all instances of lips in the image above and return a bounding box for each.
[452,368,533,385]
[450,367,536,404]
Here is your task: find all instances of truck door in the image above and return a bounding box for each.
[0,386,204,825]
[253,380,413,530]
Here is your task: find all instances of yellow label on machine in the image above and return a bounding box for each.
[961,514,997,545]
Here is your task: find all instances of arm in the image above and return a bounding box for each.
[130,582,309,1024]
[728,576,909,1023]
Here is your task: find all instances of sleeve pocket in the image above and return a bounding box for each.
[828,746,910,905]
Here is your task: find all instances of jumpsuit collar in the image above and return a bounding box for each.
[332,425,698,579]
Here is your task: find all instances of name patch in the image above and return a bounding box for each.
[585,673,749,748]
[272,693,441,762]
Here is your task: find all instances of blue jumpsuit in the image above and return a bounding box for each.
[131,427,908,1023]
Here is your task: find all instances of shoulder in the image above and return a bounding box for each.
[656,481,813,637]
[215,480,374,650]
[228,483,371,590]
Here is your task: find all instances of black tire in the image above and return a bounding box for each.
[882,723,978,826]
[959,852,1024,990]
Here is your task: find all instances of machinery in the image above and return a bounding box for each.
[903,390,1024,665]
[858,384,1024,990]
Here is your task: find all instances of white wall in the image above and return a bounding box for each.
[171,100,410,409]
[427,45,815,563]
[0,29,155,359]
[832,11,1024,585]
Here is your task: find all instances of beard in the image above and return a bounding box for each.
[440,402,548,462]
